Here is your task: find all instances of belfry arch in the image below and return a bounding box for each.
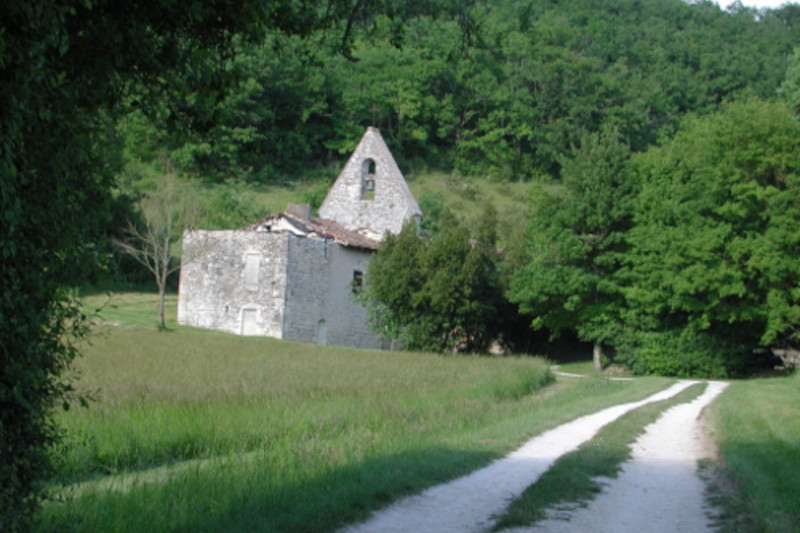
[361,158,376,201]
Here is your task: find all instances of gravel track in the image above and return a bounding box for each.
[506,380,729,533]
[339,379,727,533]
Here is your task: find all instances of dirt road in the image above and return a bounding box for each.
[338,380,728,533]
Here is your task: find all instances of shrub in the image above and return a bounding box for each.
[615,328,750,378]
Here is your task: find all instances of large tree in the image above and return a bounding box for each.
[1,3,259,527]
[0,1,474,529]
[508,127,635,370]
[622,99,800,376]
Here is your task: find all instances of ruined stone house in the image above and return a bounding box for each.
[177,127,422,349]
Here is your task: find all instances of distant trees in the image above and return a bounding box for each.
[509,99,800,377]
[115,0,800,183]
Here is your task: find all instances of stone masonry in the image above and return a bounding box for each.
[319,126,421,238]
[177,127,420,349]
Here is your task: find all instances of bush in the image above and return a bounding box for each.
[615,328,750,378]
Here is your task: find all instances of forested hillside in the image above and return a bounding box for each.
[110,0,800,378]
[120,0,800,185]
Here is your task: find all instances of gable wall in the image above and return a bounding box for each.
[318,127,421,236]
[177,230,288,336]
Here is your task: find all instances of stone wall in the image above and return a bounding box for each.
[318,127,421,236]
[282,236,382,349]
[177,229,289,337]
[178,229,384,350]
[320,244,382,349]
[280,235,328,342]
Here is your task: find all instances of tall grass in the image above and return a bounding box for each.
[56,331,549,482]
[706,371,800,533]
[38,323,673,533]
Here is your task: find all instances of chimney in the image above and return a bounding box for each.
[286,203,312,222]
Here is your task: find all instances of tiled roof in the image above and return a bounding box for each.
[244,210,380,250]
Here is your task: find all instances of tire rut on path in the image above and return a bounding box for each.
[507,380,729,533]
[338,380,709,533]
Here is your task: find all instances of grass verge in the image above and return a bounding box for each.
[38,319,673,532]
[79,291,180,330]
[704,371,800,533]
[493,382,707,530]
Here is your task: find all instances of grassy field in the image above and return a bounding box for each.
[80,291,182,330]
[705,372,800,533]
[38,291,800,532]
[36,291,674,533]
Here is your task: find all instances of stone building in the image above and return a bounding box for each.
[177,127,422,348]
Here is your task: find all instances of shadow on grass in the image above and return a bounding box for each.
[703,441,800,533]
[40,445,496,533]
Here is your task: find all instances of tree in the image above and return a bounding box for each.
[362,222,428,346]
[623,99,800,376]
[1,3,262,527]
[1,1,473,529]
[508,127,635,371]
[362,210,503,352]
[778,47,800,115]
[114,174,200,329]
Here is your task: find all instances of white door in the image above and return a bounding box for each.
[241,309,259,336]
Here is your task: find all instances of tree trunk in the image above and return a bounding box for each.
[157,278,167,330]
[157,217,172,331]
[593,341,603,372]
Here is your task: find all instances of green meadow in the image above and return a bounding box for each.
[706,372,800,533]
[36,291,799,533]
[36,292,671,532]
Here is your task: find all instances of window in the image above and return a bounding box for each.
[352,270,364,294]
[361,159,376,201]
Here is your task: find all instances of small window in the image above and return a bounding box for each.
[361,159,376,201]
[352,270,364,294]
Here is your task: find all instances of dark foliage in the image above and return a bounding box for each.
[1,0,471,529]
[362,211,504,353]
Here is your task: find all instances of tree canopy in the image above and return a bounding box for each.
[362,211,503,353]
[620,99,800,376]
[509,99,800,377]
[0,0,471,528]
[508,127,635,367]
[115,0,800,183]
